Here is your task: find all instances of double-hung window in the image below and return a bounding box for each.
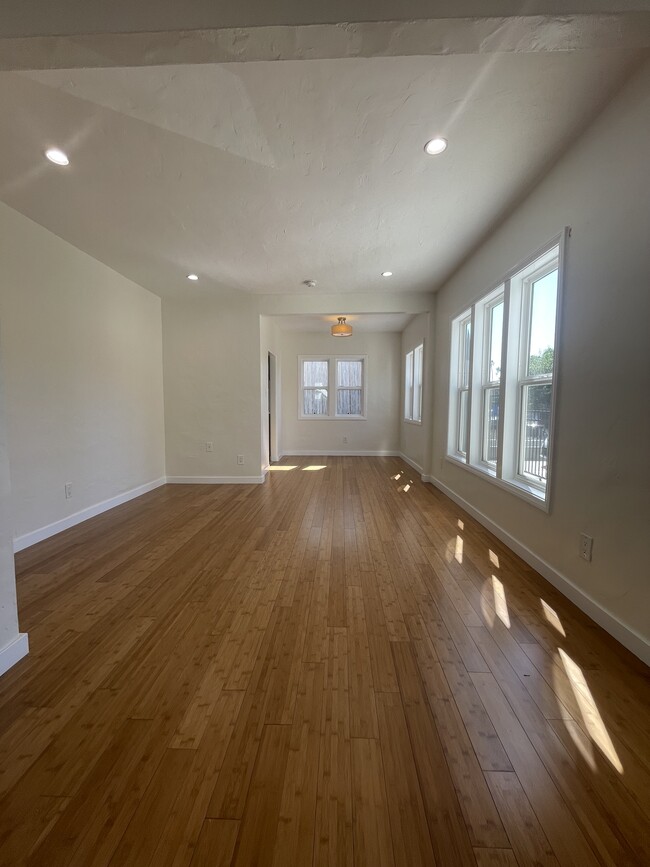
[300,356,366,419]
[447,233,565,509]
[404,343,424,423]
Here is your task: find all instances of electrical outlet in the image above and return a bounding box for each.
[342,436,348,444]
[579,533,593,562]
[64,483,72,499]
[205,441,213,452]
[237,454,245,465]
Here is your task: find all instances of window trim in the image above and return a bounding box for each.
[404,342,424,425]
[445,229,567,512]
[298,355,368,420]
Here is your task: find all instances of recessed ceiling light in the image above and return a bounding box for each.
[381,271,393,278]
[187,273,199,281]
[45,148,69,166]
[424,137,447,156]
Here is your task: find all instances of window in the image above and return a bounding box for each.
[404,343,424,423]
[447,233,565,509]
[299,356,366,419]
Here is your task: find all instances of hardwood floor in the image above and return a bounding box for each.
[0,456,648,866]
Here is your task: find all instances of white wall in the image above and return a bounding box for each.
[163,292,264,481]
[399,312,433,473]
[260,316,282,468]
[279,330,400,455]
[0,333,23,670]
[0,202,166,545]
[430,61,650,656]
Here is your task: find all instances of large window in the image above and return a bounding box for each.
[447,234,565,509]
[404,343,424,423]
[300,356,366,419]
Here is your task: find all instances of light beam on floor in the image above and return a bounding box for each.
[541,599,566,636]
[491,575,511,628]
[559,649,623,773]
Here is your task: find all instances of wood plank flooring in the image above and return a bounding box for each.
[1,456,648,866]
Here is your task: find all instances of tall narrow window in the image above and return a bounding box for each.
[301,359,329,416]
[457,315,472,456]
[517,265,558,487]
[482,298,503,466]
[336,358,364,417]
[404,343,424,422]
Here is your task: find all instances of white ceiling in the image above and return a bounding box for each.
[0,50,642,298]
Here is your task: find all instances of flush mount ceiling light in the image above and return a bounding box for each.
[381,271,393,277]
[187,273,199,281]
[303,279,317,288]
[331,316,352,338]
[45,148,69,166]
[424,137,447,156]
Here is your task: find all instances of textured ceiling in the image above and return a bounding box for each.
[0,50,642,298]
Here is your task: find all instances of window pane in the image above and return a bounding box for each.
[482,387,499,464]
[527,269,558,377]
[303,360,328,387]
[519,383,552,483]
[303,388,328,415]
[413,344,423,423]
[404,351,414,419]
[458,389,468,455]
[337,360,362,387]
[460,318,472,388]
[337,389,362,415]
[488,301,503,382]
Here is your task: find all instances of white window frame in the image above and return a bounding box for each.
[480,290,504,469]
[446,230,566,512]
[448,312,472,459]
[404,342,424,424]
[299,355,367,420]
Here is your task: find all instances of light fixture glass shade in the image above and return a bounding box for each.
[331,316,353,337]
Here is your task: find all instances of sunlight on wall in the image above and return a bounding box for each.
[541,599,566,636]
[559,649,623,773]
[491,575,511,628]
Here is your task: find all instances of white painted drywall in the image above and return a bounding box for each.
[279,330,400,455]
[0,333,20,658]
[0,202,166,542]
[430,61,650,648]
[163,291,263,480]
[400,311,433,473]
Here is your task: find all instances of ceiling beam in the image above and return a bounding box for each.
[1,11,649,71]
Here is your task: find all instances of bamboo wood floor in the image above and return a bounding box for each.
[0,456,648,866]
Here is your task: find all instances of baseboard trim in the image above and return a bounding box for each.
[0,633,29,678]
[425,475,650,666]
[399,452,424,475]
[280,450,400,457]
[167,475,265,484]
[13,477,167,553]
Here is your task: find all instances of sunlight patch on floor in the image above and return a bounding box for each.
[559,648,623,773]
[268,465,298,471]
[541,599,566,636]
[302,465,327,471]
[488,549,500,568]
[491,575,511,628]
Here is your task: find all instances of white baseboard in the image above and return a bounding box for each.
[0,633,29,677]
[425,476,650,666]
[399,452,424,475]
[167,475,265,484]
[280,449,400,457]
[13,477,167,553]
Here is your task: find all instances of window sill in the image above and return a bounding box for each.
[444,455,550,512]
[299,415,367,421]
